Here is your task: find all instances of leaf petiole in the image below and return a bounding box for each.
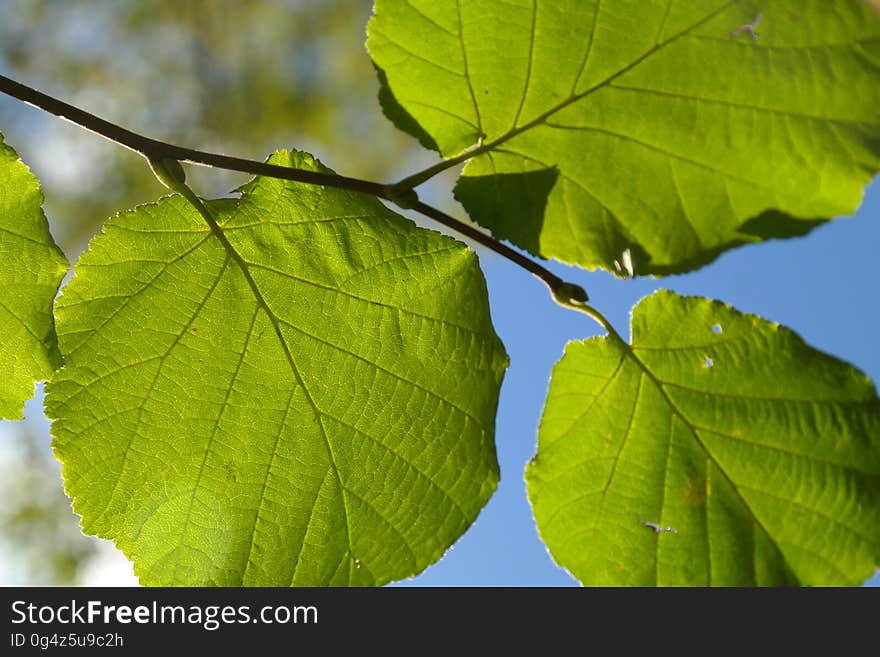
[147,157,221,236]
[552,291,626,344]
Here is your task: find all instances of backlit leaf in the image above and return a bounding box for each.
[46,150,507,586]
[368,1,880,274]
[0,132,68,419]
[526,290,880,585]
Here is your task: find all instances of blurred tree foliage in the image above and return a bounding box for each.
[0,415,96,585]
[0,0,420,585]
[0,0,416,252]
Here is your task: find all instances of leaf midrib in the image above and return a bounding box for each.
[615,335,796,584]
[197,202,358,585]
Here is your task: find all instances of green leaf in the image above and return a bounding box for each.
[46,150,507,586]
[367,1,880,275]
[0,131,68,419]
[526,290,880,585]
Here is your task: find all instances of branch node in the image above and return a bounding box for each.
[148,157,186,190]
[552,281,590,306]
[386,186,420,210]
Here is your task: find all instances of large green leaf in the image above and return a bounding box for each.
[526,290,880,585]
[368,1,880,275]
[0,132,68,419]
[46,150,507,586]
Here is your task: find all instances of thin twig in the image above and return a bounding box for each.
[0,74,385,196]
[412,201,565,293]
[0,73,588,303]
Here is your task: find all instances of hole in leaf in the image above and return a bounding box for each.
[703,356,714,368]
[712,324,722,334]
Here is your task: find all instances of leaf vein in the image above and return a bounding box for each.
[323,412,469,522]
[654,410,677,586]
[242,370,301,584]
[63,233,213,357]
[171,303,261,583]
[608,82,880,128]
[243,260,485,337]
[276,315,481,427]
[92,256,233,528]
[738,483,878,547]
[511,0,537,130]
[692,423,880,477]
[455,0,483,134]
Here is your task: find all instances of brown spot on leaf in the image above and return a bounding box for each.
[615,562,623,572]
[684,478,705,506]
